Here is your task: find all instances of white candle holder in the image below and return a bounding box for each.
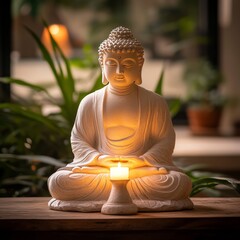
[101,180,138,215]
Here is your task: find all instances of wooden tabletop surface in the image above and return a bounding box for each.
[0,197,239,231]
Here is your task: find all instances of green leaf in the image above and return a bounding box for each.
[154,69,181,117]
[0,154,65,167]
[155,69,164,95]
[43,20,75,100]
[168,98,181,117]
[0,103,60,132]
[190,177,240,197]
[2,178,35,187]
[25,26,68,103]
[25,26,58,79]
[0,77,47,93]
[0,77,56,103]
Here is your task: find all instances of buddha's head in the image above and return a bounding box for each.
[98,26,144,86]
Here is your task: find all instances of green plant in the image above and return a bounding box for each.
[183,165,240,197]
[0,21,102,197]
[182,58,225,108]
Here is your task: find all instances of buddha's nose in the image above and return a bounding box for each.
[116,65,124,73]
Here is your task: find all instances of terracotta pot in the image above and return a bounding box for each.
[187,106,222,135]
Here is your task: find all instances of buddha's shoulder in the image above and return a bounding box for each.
[138,86,166,104]
[80,87,105,106]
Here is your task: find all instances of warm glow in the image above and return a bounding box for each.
[49,24,60,35]
[110,162,129,180]
[41,24,72,56]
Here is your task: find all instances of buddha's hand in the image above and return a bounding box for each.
[97,155,147,169]
[72,166,109,174]
[97,155,123,168]
[117,155,147,169]
[130,166,168,179]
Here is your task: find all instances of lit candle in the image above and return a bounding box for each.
[110,162,129,180]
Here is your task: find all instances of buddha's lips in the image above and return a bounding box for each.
[115,75,125,81]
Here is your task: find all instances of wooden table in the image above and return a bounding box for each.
[0,197,239,239]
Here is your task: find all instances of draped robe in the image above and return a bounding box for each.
[69,85,178,169]
[48,86,193,211]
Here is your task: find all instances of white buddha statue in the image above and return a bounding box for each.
[48,26,193,212]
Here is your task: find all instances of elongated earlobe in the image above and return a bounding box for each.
[135,68,142,85]
[102,73,108,85]
[135,76,142,85]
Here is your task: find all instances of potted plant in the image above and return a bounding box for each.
[182,58,225,135]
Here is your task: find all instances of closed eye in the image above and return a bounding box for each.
[105,60,117,66]
[122,60,135,68]
[123,64,134,68]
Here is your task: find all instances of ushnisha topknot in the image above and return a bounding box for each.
[98,26,144,67]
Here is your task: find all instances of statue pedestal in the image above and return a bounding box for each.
[101,180,138,215]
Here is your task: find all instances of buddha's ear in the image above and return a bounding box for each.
[135,75,142,85]
[135,64,143,85]
[102,71,108,85]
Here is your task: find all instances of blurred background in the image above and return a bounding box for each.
[2,0,240,131]
[0,0,239,197]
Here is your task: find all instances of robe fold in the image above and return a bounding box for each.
[67,86,180,172]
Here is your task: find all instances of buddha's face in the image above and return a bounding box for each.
[103,52,142,88]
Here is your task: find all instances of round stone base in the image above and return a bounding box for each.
[48,198,193,213]
[101,202,138,215]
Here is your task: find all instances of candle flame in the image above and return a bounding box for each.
[118,162,121,168]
